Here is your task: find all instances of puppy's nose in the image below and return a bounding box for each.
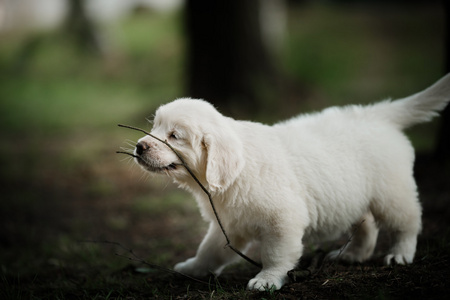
[135,142,149,156]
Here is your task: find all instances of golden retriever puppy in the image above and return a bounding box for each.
[132,75,450,291]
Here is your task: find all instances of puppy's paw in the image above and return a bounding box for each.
[384,254,412,265]
[174,257,209,277]
[247,272,285,291]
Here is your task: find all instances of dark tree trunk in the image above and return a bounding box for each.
[184,0,278,117]
[65,0,102,55]
[435,0,450,166]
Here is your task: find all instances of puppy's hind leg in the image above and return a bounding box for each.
[371,176,422,265]
[383,199,422,265]
[327,212,379,263]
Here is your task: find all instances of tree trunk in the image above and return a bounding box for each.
[65,0,102,55]
[435,0,450,166]
[184,0,279,117]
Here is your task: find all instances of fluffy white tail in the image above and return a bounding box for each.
[372,74,450,130]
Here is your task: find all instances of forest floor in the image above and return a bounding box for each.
[1,148,449,299]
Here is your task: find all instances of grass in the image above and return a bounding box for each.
[0,12,183,134]
[284,3,444,100]
[0,2,449,299]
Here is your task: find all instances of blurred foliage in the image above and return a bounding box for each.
[0,3,445,148]
[0,10,184,135]
[283,3,443,105]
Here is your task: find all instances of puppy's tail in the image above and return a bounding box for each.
[372,74,450,130]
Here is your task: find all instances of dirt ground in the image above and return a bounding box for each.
[1,151,449,299]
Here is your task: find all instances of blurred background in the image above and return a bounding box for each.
[0,0,449,297]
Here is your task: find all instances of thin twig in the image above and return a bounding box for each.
[116,151,139,159]
[288,250,326,282]
[335,219,366,262]
[315,219,366,276]
[117,124,262,269]
[81,240,210,285]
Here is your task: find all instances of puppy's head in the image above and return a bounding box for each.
[135,98,245,193]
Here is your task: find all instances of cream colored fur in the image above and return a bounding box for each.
[134,74,450,291]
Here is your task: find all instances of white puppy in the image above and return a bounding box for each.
[133,75,450,291]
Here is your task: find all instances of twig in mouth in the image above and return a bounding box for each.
[117,124,262,269]
[116,151,140,159]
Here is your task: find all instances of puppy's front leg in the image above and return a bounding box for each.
[174,221,244,277]
[247,229,303,291]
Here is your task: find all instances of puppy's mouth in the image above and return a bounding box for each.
[154,162,179,172]
[135,156,181,173]
[130,142,183,174]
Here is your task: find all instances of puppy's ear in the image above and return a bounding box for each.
[203,129,245,193]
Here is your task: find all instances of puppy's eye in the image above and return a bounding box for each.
[169,132,178,140]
